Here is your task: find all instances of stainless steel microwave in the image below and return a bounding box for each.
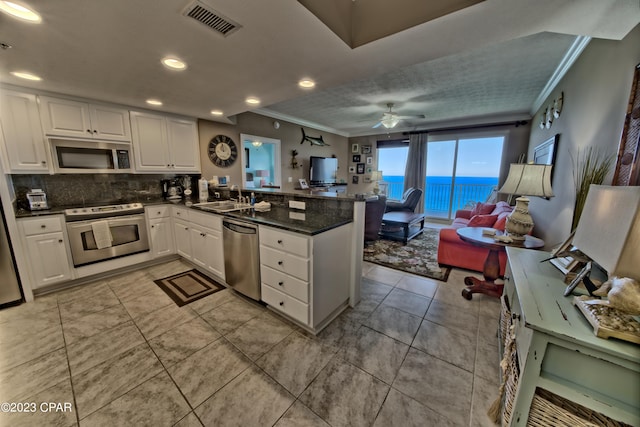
[51,140,132,173]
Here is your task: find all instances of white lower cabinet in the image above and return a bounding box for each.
[171,207,224,280]
[259,224,351,332]
[189,226,224,278]
[146,206,174,258]
[188,211,224,279]
[18,216,72,289]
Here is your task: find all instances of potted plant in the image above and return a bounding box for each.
[571,147,614,230]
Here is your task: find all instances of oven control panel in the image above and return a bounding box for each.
[64,203,144,221]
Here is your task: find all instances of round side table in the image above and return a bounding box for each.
[456,227,544,300]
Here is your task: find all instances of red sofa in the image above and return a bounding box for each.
[437,201,513,275]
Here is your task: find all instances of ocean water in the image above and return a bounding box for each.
[382,175,498,214]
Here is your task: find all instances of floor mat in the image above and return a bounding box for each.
[154,269,226,307]
[364,227,450,281]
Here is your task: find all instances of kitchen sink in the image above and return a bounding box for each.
[193,201,252,213]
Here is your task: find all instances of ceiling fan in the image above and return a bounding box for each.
[372,103,425,129]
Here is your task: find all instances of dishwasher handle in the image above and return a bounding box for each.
[223,220,257,235]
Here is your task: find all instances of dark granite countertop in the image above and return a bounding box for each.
[212,206,351,235]
[16,198,353,236]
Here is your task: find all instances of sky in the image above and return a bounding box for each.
[378,137,504,177]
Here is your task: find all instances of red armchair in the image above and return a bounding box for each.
[437,202,513,275]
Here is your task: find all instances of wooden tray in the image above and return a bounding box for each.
[572,296,640,344]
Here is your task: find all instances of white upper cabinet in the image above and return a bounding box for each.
[0,89,50,173]
[39,96,131,142]
[167,117,200,170]
[130,111,200,173]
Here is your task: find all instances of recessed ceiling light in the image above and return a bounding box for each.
[161,56,187,70]
[146,99,163,106]
[11,71,41,81]
[210,110,224,116]
[0,1,42,23]
[298,78,315,89]
[245,97,260,105]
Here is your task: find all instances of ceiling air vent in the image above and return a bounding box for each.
[183,1,241,37]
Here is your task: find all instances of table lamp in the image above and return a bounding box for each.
[499,163,554,240]
[572,185,640,280]
[256,169,270,187]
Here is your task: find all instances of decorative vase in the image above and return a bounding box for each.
[505,197,534,241]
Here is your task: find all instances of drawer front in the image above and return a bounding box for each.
[20,216,63,236]
[146,205,171,219]
[172,206,190,221]
[261,265,309,303]
[259,227,309,258]
[190,210,222,231]
[261,284,309,325]
[260,246,309,281]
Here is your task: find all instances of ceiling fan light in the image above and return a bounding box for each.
[381,117,399,128]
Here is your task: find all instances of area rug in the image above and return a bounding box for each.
[363,227,451,281]
[154,270,225,307]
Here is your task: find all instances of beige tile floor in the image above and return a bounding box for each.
[0,258,501,427]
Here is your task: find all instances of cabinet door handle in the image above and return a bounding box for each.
[87,129,92,133]
[157,211,161,215]
[277,239,283,244]
[58,239,63,243]
[279,301,284,306]
[40,224,46,228]
[278,281,283,286]
[41,160,46,165]
[278,260,283,266]
[151,225,155,228]
[512,313,521,321]
[93,130,97,134]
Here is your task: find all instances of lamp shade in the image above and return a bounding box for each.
[499,163,554,197]
[573,185,640,279]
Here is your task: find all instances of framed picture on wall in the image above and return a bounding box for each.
[361,145,371,154]
[352,175,359,184]
[348,166,356,173]
[351,144,359,153]
[357,163,365,174]
[366,156,373,164]
[352,155,361,163]
[245,148,250,168]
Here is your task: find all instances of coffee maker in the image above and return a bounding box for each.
[161,179,183,200]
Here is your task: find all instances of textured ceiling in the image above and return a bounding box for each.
[0,0,638,138]
[262,32,577,135]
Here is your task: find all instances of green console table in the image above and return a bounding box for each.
[501,247,640,426]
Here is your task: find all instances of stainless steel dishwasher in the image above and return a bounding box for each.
[223,218,261,301]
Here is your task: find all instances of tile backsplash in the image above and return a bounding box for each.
[11,174,195,209]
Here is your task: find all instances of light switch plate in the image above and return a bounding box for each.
[289,200,306,210]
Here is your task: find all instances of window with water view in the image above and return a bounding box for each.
[377,135,504,220]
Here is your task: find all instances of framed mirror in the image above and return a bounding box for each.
[533,133,559,184]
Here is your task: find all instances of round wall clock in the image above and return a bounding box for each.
[208,134,238,167]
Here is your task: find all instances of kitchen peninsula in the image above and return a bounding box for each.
[12,183,366,334]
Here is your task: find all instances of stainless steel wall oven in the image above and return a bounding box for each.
[65,203,149,267]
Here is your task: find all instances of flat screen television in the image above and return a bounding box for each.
[309,156,338,186]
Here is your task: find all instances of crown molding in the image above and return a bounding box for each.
[531,35,591,115]
[253,108,350,137]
